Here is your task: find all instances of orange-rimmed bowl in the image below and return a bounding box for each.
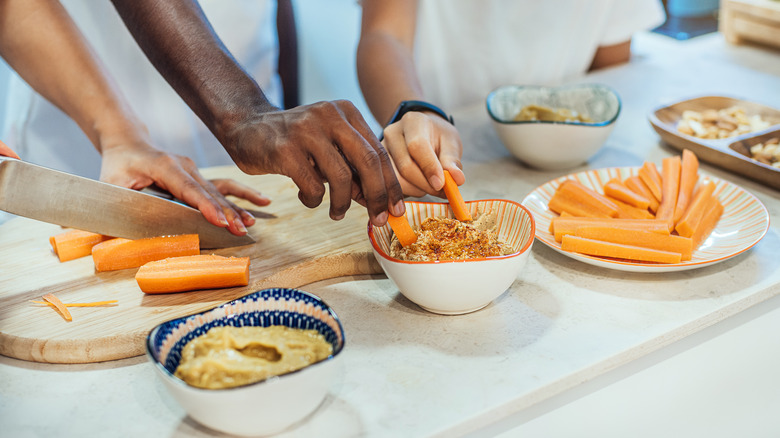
[368,199,535,315]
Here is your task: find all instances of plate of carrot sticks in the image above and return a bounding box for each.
[521,150,769,272]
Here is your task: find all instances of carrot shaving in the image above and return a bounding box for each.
[41,293,72,322]
[31,300,118,307]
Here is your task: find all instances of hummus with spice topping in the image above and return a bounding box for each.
[389,212,513,262]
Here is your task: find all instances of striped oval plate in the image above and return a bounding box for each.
[521,167,770,272]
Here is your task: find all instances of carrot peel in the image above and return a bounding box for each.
[42,293,73,321]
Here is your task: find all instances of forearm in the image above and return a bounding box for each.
[109,0,276,145]
[0,0,143,151]
[357,0,423,125]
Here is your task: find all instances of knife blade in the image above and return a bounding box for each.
[0,157,255,249]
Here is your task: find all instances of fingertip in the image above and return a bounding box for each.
[390,200,405,217]
[428,174,444,191]
[373,210,388,226]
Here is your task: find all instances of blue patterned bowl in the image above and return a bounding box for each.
[146,288,345,436]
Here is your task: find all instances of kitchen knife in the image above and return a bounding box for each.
[0,157,255,249]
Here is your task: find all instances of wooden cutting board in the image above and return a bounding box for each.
[0,166,382,364]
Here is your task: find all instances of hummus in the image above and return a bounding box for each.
[389,212,513,262]
[174,325,333,389]
[513,104,592,123]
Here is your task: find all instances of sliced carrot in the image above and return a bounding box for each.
[92,234,200,272]
[548,191,609,218]
[561,235,682,264]
[574,226,693,261]
[42,293,72,321]
[624,175,660,213]
[655,156,681,230]
[675,181,716,238]
[31,300,118,307]
[442,170,472,221]
[387,213,418,247]
[603,178,651,210]
[673,149,700,224]
[135,254,250,294]
[49,230,111,262]
[555,180,620,218]
[607,196,655,219]
[638,161,663,203]
[551,217,670,242]
[692,196,724,249]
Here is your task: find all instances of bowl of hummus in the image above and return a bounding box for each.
[146,288,344,436]
[368,199,535,315]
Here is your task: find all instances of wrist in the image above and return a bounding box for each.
[381,100,454,140]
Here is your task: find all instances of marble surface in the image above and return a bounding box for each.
[3,32,780,438]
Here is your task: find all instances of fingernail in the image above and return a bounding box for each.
[429,175,443,191]
[391,201,405,217]
[234,218,247,234]
[217,211,229,226]
[375,211,388,225]
[332,212,345,221]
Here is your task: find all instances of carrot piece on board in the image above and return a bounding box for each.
[42,293,73,321]
[574,226,693,261]
[638,161,663,202]
[607,196,655,219]
[692,196,724,249]
[561,235,682,264]
[673,149,700,224]
[655,156,681,230]
[136,254,250,294]
[675,181,716,238]
[603,178,651,210]
[92,234,200,272]
[387,214,418,246]
[49,230,111,262]
[442,170,472,221]
[555,180,620,218]
[624,175,660,213]
[32,300,118,307]
[550,217,670,242]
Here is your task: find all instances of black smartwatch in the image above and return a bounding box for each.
[379,100,454,140]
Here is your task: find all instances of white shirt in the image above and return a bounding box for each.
[414,0,666,110]
[3,0,282,179]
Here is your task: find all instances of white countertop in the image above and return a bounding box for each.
[2,31,780,438]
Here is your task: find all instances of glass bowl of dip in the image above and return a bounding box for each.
[486,83,621,170]
[146,288,344,436]
[368,199,535,315]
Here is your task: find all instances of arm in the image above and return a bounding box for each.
[0,0,269,235]
[357,0,464,197]
[109,0,404,225]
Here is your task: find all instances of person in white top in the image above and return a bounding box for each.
[357,0,666,197]
[0,0,269,235]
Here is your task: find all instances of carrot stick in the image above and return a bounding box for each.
[655,156,681,230]
[692,196,724,249]
[574,226,693,261]
[31,300,118,307]
[673,149,700,224]
[555,180,620,218]
[603,178,651,210]
[135,254,250,294]
[638,161,663,202]
[607,196,655,219]
[386,214,418,246]
[548,191,609,218]
[42,293,72,321]
[49,230,111,262]
[92,234,200,272]
[442,170,472,221]
[0,139,20,159]
[551,217,670,242]
[675,181,716,238]
[624,175,659,213]
[561,235,682,264]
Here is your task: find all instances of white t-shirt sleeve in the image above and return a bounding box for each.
[598,0,667,46]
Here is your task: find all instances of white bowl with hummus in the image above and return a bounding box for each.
[368,199,535,315]
[486,83,620,170]
[146,288,344,436]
